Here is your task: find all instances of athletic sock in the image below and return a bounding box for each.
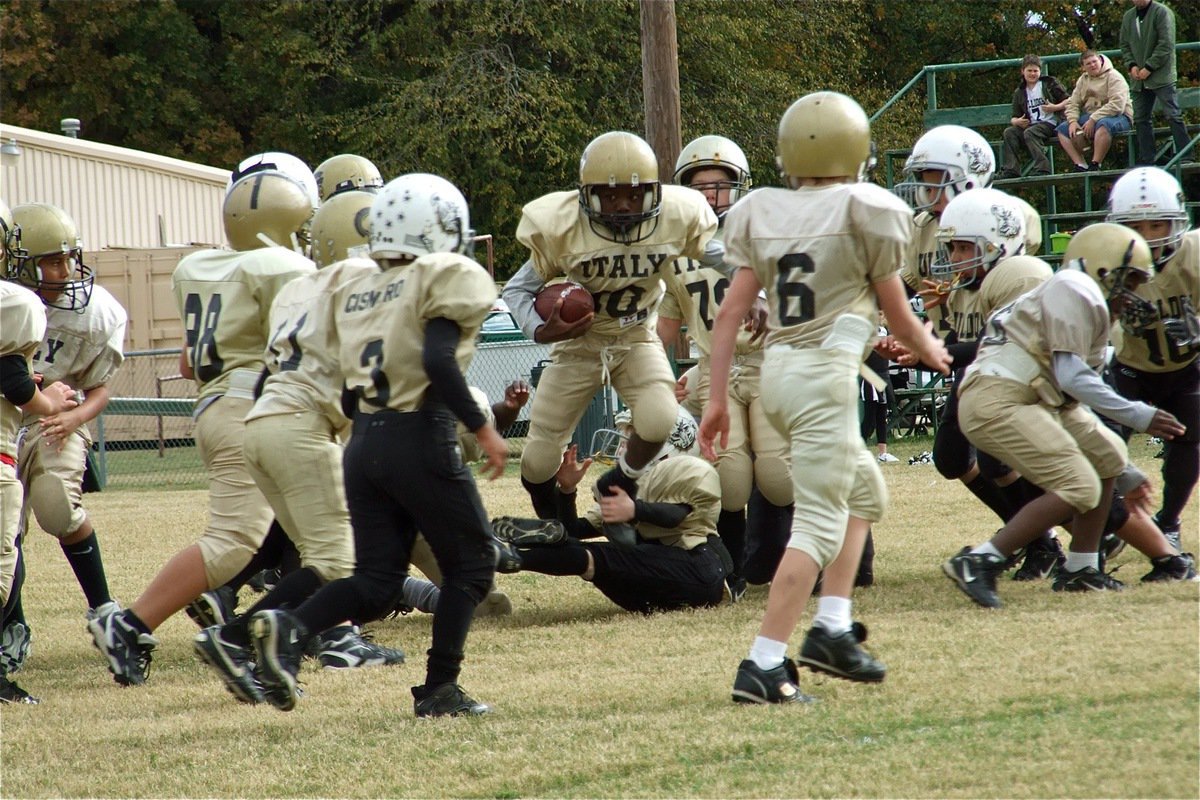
[749,636,788,671]
[61,533,112,609]
[812,596,852,635]
[1064,551,1099,572]
[971,541,1004,559]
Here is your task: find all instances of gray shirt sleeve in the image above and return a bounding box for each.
[502,259,547,340]
[1051,351,1157,432]
[699,236,731,276]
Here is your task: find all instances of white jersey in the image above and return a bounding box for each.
[1,283,47,459]
[246,258,379,432]
[21,284,127,427]
[724,183,911,351]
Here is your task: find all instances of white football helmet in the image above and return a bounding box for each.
[1106,167,1189,264]
[368,173,472,261]
[578,131,662,244]
[591,406,699,465]
[933,188,1026,289]
[896,125,995,213]
[227,152,320,211]
[314,154,384,202]
[673,135,752,219]
[1065,222,1156,332]
[8,203,93,311]
[309,190,373,268]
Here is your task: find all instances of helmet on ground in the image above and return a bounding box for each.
[674,135,752,218]
[776,91,872,182]
[1106,167,1189,264]
[314,154,384,203]
[1065,222,1156,332]
[591,406,699,465]
[8,203,93,311]
[309,190,374,268]
[933,188,1025,289]
[369,173,471,261]
[897,125,995,213]
[223,170,314,252]
[578,131,662,244]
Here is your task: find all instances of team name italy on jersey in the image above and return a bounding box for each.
[517,185,717,337]
[724,183,912,351]
[334,252,496,415]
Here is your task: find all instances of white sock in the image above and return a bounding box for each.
[748,636,788,671]
[812,596,852,635]
[1064,551,1098,572]
[971,542,1004,559]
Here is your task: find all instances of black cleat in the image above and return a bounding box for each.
[1099,532,1127,563]
[412,683,491,718]
[796,622,886,683]
[0,674,39,704]
[731,658,813,705]
[942,547,1006,608]
[491,516,566,546]
[1013,538,1065,581]
[185,585,237,629]
[493,539,524,574]
[316,625,405,669]
[194,625,264,704]
[250,610,308,711]
[1052,565,1125,593]
[88,609,158,686]
[1141,553,1198,583]
[0,620,32,675]
[594,467,640,547]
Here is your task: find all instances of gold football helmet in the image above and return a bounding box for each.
[1065,222,1156,331]
[309,190,373,268]
[314,154,384,203]
[223,171,314,252]
[776,92,872,182]
[578,131,662,244]
[9,203,93,310]
[673,135,752,219]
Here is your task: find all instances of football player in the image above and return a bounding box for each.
[492,408,734,613]
[249,173,506,718]
[1,201,79,704]
[656,135,784,598]
[1105,167,1199,552]
[88,156,317,686]
[700,92,950,704]
[7,203,126,634]
[313,153,384,203]
[192,189,404,705]
[944,224,1186,608]
[502,131,719,543]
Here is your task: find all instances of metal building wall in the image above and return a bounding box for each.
[0,123,230,250]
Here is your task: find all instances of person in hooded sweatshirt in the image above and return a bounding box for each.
[1056,49,1134,172]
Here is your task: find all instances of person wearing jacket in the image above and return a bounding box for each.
[1121,0,1191,165]
[998,55,1070,178]
[1056,50,1134,171]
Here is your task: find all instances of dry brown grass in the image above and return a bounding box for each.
[1,437,1196,799]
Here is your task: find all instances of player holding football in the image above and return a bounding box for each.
[502,131,719,543]
[700,92,950,704]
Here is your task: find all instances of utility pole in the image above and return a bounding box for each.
[640,0,681,183]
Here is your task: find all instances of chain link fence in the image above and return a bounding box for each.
[94,339,616,491]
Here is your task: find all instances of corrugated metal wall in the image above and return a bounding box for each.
[0,123,230,250]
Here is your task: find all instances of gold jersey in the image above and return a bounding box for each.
[723,183,910,351]
[1114,229,1200,373]
[944,284,989,344]
[247,257,379,432]
[977,255,1054,321]
[172,247,316,401]
[517,185,717,336]
[585,454,721,550]
[21,284,127,427]
[1,283,47,459]
[661,234,761,360]
[334,252,496,414]
[971,270,1111,400]
[902,211,952,337]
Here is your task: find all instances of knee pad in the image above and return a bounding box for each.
[628,399,677,444]
[753,457,793,507]
[975,451,1013,482]
[932,426,973,481]
[521,440,566,485]
[28,473,76,538]
[1104,492,1130,536]
[436,537,496,606]
[717,455,753,511]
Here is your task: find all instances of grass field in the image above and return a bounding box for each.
[2,437,1196,798]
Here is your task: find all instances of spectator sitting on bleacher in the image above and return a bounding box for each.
[998,54,1069,179]
[1057,50,1134,172]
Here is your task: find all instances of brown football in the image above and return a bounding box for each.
[534,281,594,323]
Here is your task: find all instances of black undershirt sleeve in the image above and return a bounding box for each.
[0,354,37,406]
[422,316,487,432]
[633,500,691,528]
